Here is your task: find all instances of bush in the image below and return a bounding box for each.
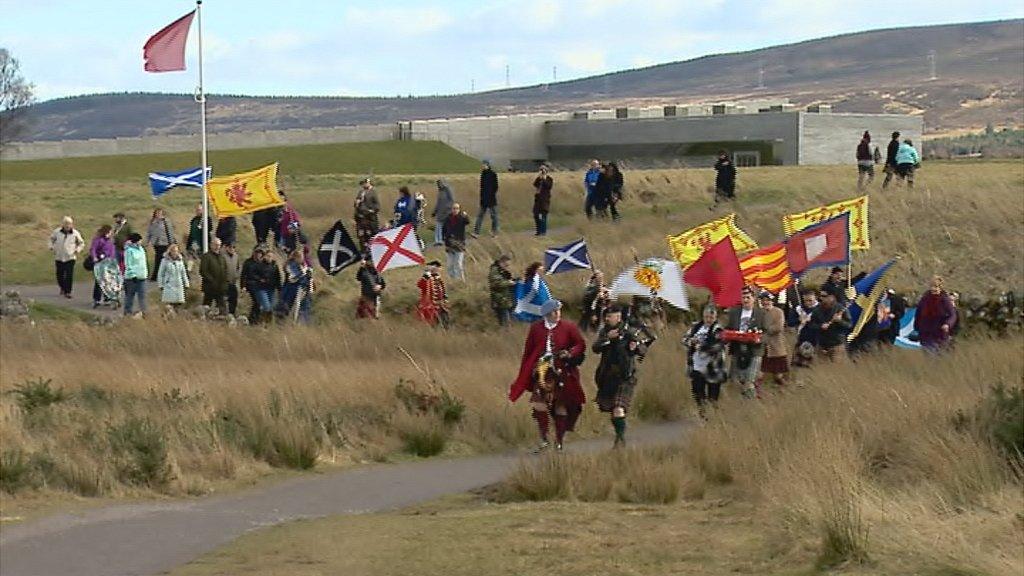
[618,462,681,504]
[270,423,320,470]
[12,377,67,414]
[977,383,1024,464]
[817,488,870,569]
[213,408,320,470]
[394,380,465,425]
[0,449,33,494]
[107,418,172,487]
[502,454,572,501]
[397,415,448,457]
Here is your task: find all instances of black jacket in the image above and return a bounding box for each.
[357,266,385,299]
[809,304,851,348]
[714,159,736,193]
[215,217,237,247]
[442,211,470,251]
[593,173,614,210]
[479,168,499,207]
[886,139,900,167]
[532,175,552,213]
[592,322,642,396]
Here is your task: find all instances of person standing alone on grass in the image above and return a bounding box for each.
[145,208,176,282]
[474,160,499,237]
[713,150,736,207]
[199,238,229,315]
[758,291,789,389]
[532,165,553,236]
[122,233,148,317]
[432,179,456,247]
[488,254,516,326]
[510,299,587,453]
[49,216,84,299]
[725,287,765,398]
[443,203,471,281]
[895,138,920,189]
[593,304,647,447]
[685,305,726,419]
[583,159,600,219]
[856,131,874,190]
[356,256,386,319]
[157,244,189,311]
[882,131,901,189]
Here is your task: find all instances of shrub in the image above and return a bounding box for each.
[0,449,33,494]
[618,461,680,504]
[108,418,172,487]
[76,384,114,410]
[12,377,67,414]
[502,454,572,501]
[397,416,448,457]
[816,487,870,569]
[394,380,465,425]
[976,383,1024,464]
[270,423,320,470]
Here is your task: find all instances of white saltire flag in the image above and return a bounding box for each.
[514,274,552,322]
[317,220,360,275]
[148,166,211,198]
[609,258,689,311]
[544,238,591,274]
[369,223,424,273]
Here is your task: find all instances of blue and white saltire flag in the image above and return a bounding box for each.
[514,274,552,322]
[846,259,898,342]
[148,166,211,198]
[544,238,591,274]
[896,308,922,350]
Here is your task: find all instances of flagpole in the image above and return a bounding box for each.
[196,0,210,254]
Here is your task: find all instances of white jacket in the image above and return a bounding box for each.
[49,227,85,262]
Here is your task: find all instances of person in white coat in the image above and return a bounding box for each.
[49,216,85,298]
[157,244,190,308]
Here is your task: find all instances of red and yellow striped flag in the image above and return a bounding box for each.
[738,243,793,293]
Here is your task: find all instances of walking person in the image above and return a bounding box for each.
[473,160,500,237]
[488,254,516,327]
[49,216,84,298]
[282,248,313,324]
[684,305,727,419]
[145,208,176,282]
[199,237,229,315]
[416,260,450,329]
[356,256,386,319]
[431,179,456,247]
[914,275,956,353]
[593,304,650,447]
[894,138,921,189]
[809,289,851,362]
[354,178,381,252]
[442,203,471,281]
[89,224,116,307]
[856,131,875,190]
[223,243,241,316]
[758,291,789,389]
[608,162,624,221]
[724,286,766,399]
[881,131,901,189]
[578,271,610,333]
[583,159,600,219]
[121,233,149,317]
[391,186,418,228]
[532,165,553,236]
[713,150,736,207]
[792,289,820,367]
[509,299,587,452]
[156,243,189,311]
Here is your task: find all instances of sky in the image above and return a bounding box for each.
[2,0,1022,103]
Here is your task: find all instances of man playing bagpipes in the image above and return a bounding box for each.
[723,286,766,399]
[510,299,587,452]
[592,303,654,448]
[416,260,450,329]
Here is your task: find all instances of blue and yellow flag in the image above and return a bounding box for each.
[847,259,898,342]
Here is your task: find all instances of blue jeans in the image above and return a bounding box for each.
[533,211,548,235]
[434,220,445,245]
[123,278,146,315]
[253,289,273,312]
[474,205,499,235]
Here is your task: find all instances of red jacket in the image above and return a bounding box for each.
[510,320,586,404]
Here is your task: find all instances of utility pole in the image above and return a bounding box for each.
[471,78,475,93]
[927,50,937,81]
[505,64,510,88]
[757,61,765,90]
[553,66,557,82]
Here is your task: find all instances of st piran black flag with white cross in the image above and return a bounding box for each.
[317,220,361,275]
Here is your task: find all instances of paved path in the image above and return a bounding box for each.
[0,422,689,576]
[3,281,119,318]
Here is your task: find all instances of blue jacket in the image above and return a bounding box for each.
[895,143,919,165]
[394,196,416,226]
[584,168,600,197]
[123,243,149,280]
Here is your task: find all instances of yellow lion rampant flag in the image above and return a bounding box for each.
[206,163,285,217]
[783,195,870,250]
[667,214,758,268]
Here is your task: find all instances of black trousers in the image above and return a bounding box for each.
[55,260,75,294]
[227,285,238,316]
[691,372,721,406]
[150,245,168,281]
[203,292,227,315]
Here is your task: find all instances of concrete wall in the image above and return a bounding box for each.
[1,124,398,161]
[544,112,802,166]
[798,112,924,165]
[406,112,572,170]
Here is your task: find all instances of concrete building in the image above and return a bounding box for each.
[2,98,923,169]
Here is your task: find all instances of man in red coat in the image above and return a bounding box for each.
[509,299,587,452]
[416,260,449,328]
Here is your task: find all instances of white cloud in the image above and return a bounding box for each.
[345,6,452,36]
[560,48,607,73]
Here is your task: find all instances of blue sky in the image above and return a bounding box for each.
[2,0,1022,102]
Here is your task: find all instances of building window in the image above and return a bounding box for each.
[733,151,760,167]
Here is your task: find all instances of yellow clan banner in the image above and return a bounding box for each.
[667,214,758,268]
[206,163,285,217]
[782,195,869,250]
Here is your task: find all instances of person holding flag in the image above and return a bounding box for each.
[514,262,552,323]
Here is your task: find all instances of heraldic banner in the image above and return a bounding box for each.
[667,213,758,268]
[206,163,285,217]
[782,195,870,250]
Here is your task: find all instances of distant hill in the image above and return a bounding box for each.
[12,19,1023,142]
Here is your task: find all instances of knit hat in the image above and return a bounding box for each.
[540,299,562,316]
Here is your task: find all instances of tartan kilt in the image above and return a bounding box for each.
[595,377,636,413]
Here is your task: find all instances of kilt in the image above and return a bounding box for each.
[596,378,636,413]
[761,355,790,375]
[356,296,378,319]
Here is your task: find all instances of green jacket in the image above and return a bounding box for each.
[487,262,515,310]
[199,251,229,296]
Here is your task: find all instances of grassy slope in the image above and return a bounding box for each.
[0,140,480,181]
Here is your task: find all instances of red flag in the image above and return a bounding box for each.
[143,11,195,73]
[785,212,851,276]
[684,237,744,307]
